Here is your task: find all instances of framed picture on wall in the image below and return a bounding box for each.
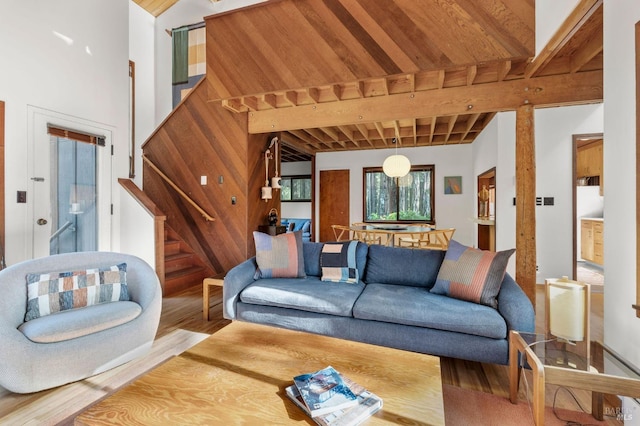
[444,176,462,194]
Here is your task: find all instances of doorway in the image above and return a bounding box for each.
[573,133,604,290]
[29,106,112,259]
[477,167,496,251]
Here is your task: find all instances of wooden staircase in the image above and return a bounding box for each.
[163,227,213,296]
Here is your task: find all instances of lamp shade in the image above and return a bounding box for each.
[548,279,586,341]
[383,154,411,177]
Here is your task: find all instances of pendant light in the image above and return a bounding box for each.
[383,138,411,178]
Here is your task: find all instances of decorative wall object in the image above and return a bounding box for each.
[444,176,462,194]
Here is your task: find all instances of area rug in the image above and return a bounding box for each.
[443,384,610,426]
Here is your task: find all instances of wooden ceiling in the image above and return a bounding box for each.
[132,0,180,17]
[150,0,604,161]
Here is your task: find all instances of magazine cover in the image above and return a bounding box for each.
[286,375,382,426]
[292,366,358,417]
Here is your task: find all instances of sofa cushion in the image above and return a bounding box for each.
[430,240,515,309]
[303,242,368,279]
[363,245,445,289]
[239,277,365,317]
[25,263,129,322]
[253,230,305,279]
[353,283,507,339]
[19,301,142,343]
[320,241,359,283]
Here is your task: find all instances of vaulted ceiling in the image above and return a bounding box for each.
[139,0,603,161]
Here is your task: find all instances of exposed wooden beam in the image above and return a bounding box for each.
[374,122,387,144]
[284,91,298,107]
[355,124,374,147]
[262,93,277,108]
[337,125,360,148]
[221,98,248,113]
[241,96,258,111]
[525,0,602,78]
[515,104,537,308]
[248,71,602,134]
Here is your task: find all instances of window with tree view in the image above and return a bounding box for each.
[363,165,434,223]
[280,175,312,202]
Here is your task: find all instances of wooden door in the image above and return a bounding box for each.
[319,170,350,242]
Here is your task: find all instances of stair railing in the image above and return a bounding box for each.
[142,154,216,222]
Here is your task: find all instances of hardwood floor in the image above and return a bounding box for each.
[0,280,619,425]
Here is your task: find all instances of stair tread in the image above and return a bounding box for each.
[165,252,194,261]
[165,265,206,279]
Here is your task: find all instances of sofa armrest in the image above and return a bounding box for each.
[497,273,535,334]
[223,257,258,320]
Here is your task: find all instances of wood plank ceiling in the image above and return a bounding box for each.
[143,0,603,161]
[202,0,603,160]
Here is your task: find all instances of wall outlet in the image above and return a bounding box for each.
[200,176,207,185]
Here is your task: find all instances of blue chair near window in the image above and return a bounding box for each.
[281,218,311,242]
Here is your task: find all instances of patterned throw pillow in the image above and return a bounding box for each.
[320,241,359,284]
[254,230,305,279]
[25,263,129,322]
[431,240,514,308]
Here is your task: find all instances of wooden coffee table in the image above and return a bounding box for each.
[75,322,444,425]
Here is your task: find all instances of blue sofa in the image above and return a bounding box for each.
[223,242,535,365]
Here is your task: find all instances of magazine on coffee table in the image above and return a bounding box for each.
[292,366,358,417]
[287,374,382,425]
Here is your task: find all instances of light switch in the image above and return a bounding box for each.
[200,176,207,185]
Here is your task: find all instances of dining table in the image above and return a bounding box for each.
[348,223,434,247]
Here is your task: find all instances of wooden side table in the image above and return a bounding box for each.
[258,225,286,236]
[203,277,224,321]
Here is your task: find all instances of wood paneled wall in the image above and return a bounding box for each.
[142,79,277,275]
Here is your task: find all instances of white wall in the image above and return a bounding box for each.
[119,186,156,269]
[472,105,603,280]
[602,0,640,369]
[535,0,580,56]
[315,145,475,246]
[0,0,130,265]
[129,1,156,189]
[281,161,312,219]
[534,105,603,281]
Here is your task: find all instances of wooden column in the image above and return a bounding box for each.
[515,104,537,308]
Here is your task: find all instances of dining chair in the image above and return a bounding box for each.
[399,228,455,250]
[352,228,391,246]
[331,225,352,241]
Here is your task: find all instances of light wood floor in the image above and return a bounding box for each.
[1,281,618,424]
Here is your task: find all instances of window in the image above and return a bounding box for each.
[280,175,312,201]
[363,165,435,223]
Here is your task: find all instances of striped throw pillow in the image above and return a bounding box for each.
[24,263,129,322]
[431,240,514,308]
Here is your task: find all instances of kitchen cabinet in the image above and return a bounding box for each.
[576,139,603,194]
[581,218,603,265]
